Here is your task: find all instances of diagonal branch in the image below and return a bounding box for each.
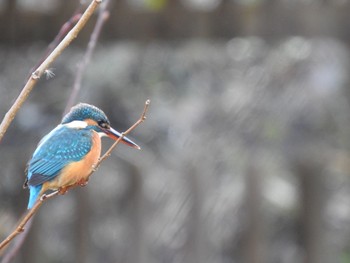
[97,99,150,167]
[0,218,33,263]
[0,99,150,252]
[0,191,58,251]
[64,0,111,115]
[0,0,102,143]
[32,10,83,75]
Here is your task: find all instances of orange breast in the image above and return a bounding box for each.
[40,131,101,194]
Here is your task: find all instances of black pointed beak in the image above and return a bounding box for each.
[103,127,140,150]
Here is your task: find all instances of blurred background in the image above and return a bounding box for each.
[0,0,350,262]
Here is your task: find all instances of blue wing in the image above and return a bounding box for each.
[26,125,93,186]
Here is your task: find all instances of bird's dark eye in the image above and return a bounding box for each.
[98,120,109,129]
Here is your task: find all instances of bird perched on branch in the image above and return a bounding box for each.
[23,103,140,209]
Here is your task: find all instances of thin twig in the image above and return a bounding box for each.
[64,0,111,115]
[32,12,83,75]
[0,191,58,250]
[0,99,150,252]
[0,3,99,260]
[0,0,102,143]
[0,218,33,263]
[30,1,86,77]
[97,99,150,167]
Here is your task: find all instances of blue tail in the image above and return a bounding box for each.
[27,185,42,209]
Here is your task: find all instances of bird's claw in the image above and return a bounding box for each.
[78,179,89,187]
[58,187,68,195]
[40,194,47,201]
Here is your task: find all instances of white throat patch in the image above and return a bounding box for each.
[64,120,88,129]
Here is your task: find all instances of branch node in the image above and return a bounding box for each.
[0,0,102,144]
[31,70,40,80]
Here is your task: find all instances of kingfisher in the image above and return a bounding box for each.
[23,103,140,209]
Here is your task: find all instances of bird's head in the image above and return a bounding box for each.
[62,103,140,149]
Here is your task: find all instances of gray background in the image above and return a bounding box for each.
[0,1,350,263]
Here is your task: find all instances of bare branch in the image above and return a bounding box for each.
[0,0,102,254]
[0,0,102,143]
[64,0,111,115]
[33,12,83,74]
[0,99,150,252]
[0,191,59,250]
[0,218,33,263]
[97,99,150,167]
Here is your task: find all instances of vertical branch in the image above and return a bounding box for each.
[0,0,102,257]
[242,156,265,263]
[64,0,111,115]
[296,160,326,263]
[61,3,111,260]
[75,188,90,263]
[31,11,84,74]
[183,163,206,263]
[0,0,102,143]
[124,164,144,263]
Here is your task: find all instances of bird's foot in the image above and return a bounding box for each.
[78,179,89,187]
[58,187,69,195]
[40,194,47,201]
[40,190,60,201]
